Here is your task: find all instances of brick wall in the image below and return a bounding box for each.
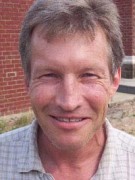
[0,0,134,116]
[114,0,135,78]
[0,0,33,116]
[133,0,135,56]
[132,0,135,77]
[114,0,133,56]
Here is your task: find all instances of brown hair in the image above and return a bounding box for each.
[19,0,124,79]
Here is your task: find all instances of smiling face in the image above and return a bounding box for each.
[28,27,120,151]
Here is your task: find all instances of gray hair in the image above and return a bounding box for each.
[19,0,124,80]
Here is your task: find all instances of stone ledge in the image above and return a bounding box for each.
[122,56,135,78]
[118,78,135,94]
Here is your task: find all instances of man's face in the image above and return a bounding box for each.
[28,27,120,150]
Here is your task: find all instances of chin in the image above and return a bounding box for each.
[50,135,93,152]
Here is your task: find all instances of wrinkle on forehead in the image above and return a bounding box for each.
[30,25,112,80]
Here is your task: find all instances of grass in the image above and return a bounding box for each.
[0,115,32,134]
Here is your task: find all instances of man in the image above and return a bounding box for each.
[0,0,135,179]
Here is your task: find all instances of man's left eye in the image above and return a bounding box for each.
[81,73,98,79]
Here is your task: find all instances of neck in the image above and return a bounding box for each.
[37,125,106,179]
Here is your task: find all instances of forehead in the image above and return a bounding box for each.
[30,27,111,77]
[32,23,108,43]
[31,25,109,53]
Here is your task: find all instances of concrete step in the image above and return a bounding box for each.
[111,92,135,105]
[118,78,135,94]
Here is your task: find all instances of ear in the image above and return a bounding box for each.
[109,67,121,98]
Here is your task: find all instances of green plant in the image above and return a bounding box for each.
[0,115,33,134]
[0,120,7,134]
[13,116,32,129]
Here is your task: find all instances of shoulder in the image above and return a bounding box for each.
[0,121,38,178]
[0,125,31,171]
[95,126,135,179]
[106,120,135,154]
[114,128,135,153]
[0,125,31,145]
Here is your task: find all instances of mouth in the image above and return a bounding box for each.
[49,115,90,130]
[51,116,87,123]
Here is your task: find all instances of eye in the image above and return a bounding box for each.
[38,73,60,79]
[37,72,61,84]
[81,73,98,79]
[44,73,58,78]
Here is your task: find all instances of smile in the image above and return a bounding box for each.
[51,116,86,123]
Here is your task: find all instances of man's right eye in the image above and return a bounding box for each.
[39,73,60,79]
[44,73,57,77]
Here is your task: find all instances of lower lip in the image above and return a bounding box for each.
[50,116,90,130]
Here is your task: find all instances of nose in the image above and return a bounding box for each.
[55,75,82,112]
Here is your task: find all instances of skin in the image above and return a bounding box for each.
[27,26,120,179]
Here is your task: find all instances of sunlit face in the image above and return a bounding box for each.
[28,27,120,150]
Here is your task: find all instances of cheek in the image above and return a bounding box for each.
[29,85,55,108]
[83,83,110,107]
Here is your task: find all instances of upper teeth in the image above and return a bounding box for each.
[56,118,82,122]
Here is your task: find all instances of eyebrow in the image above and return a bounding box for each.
[31,65,64,78]
[31,57,109,76]
[32,65,107,77]
[78,66,107,75]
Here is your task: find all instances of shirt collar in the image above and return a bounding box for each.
[16,119,117,174]
[92,119,120,178]
[17,120,45,173]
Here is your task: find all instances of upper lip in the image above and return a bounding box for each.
[50,115,88,120]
